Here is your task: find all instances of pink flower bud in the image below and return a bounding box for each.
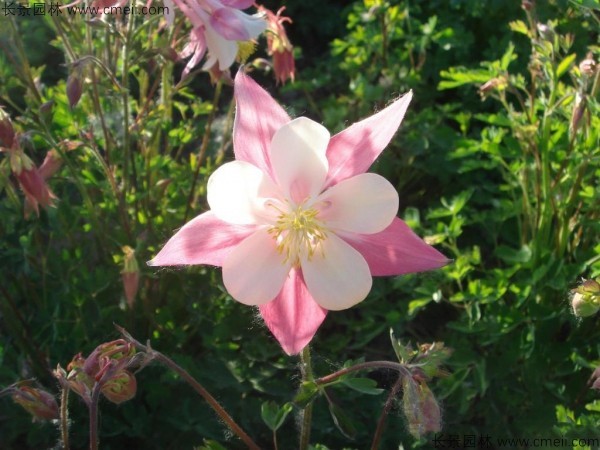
[521,0,534,10]
[83,339,136,378]
[100,370,137,404]
[11,385,59,422]
[17,166,57,218]
[39,149,63,180]
[66,70,84,110]
[579,53,596,76]
[121,246,140,308]
[570,93,587,135]
[0,108,15,149]
[402,376,441,438]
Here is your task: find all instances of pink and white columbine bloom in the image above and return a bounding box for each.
[172,0,266,77]
[149,71,448,355]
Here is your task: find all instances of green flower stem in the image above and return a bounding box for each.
[299,346,314,450]
[121,0,138,197]
[60,386,70,450]
[115,326,261,450]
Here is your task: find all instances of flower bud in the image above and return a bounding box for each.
[38,149,63,180]
[121,246,140,308]
[570,93,587,135]
[0,108,15,149]
[66,69,84,110]
[10,385,59,422]
[402,376,441,438]
[100,370,137,404]
[521,0,534,11]
[83,339,136,377]
[579,53,596,77]
[572,292,599,318]
[537,23,555,41]
[479,76,508,97]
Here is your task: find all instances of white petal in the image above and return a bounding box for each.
[203,22,238,70]
[207,161,281,225]
[301,233,372,311]
[222,228,292,305]
[270,117,330,204]
[315,173,399,234]
[233,9,267,38]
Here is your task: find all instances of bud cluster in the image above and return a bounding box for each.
[54,339,138,405]
[571,278,600,318]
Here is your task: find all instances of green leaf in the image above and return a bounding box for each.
[390,329,414,363]
[261,401,293,431]
[568,0,600,9]
[556,53,576,79]
[495,245,532,264]
[342,378,384,395]
[500,43,516,71]
[438,67,492,90]
[293,381,320,408]
[328,402,357,439]
[509,20,531,36]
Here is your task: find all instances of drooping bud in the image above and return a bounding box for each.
[0,108,15,149]
[121,246,140,308]
[17,165,57,218]
[39,149,63,180]
[66,67,84,109]
[10,384,59,422]
[402,376,442,438]
[100,370,137,404]
[521,0,534,11]
[570,92,587,135]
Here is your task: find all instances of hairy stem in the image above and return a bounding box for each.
[60,387,70,450]
[370,375,404,450]
[88,385,101,450]
[115,325,261,450]
[299,346,314,450]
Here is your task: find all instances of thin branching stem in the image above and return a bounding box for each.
[370,375,403,450]
[183,80,223,223]
[115,325,261,450]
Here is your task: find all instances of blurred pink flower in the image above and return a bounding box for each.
[172,0,266,77]
[0,134,57,218]
[150,71,448,355]
[258,6,295,84]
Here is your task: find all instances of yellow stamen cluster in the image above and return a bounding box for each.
[268,204,327,265]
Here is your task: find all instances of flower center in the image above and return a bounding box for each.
[268,203,328,266]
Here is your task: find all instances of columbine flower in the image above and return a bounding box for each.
[258,5,295,84]
[172,0,266,77]
[149,71,448,354]
[0,128,57,218]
